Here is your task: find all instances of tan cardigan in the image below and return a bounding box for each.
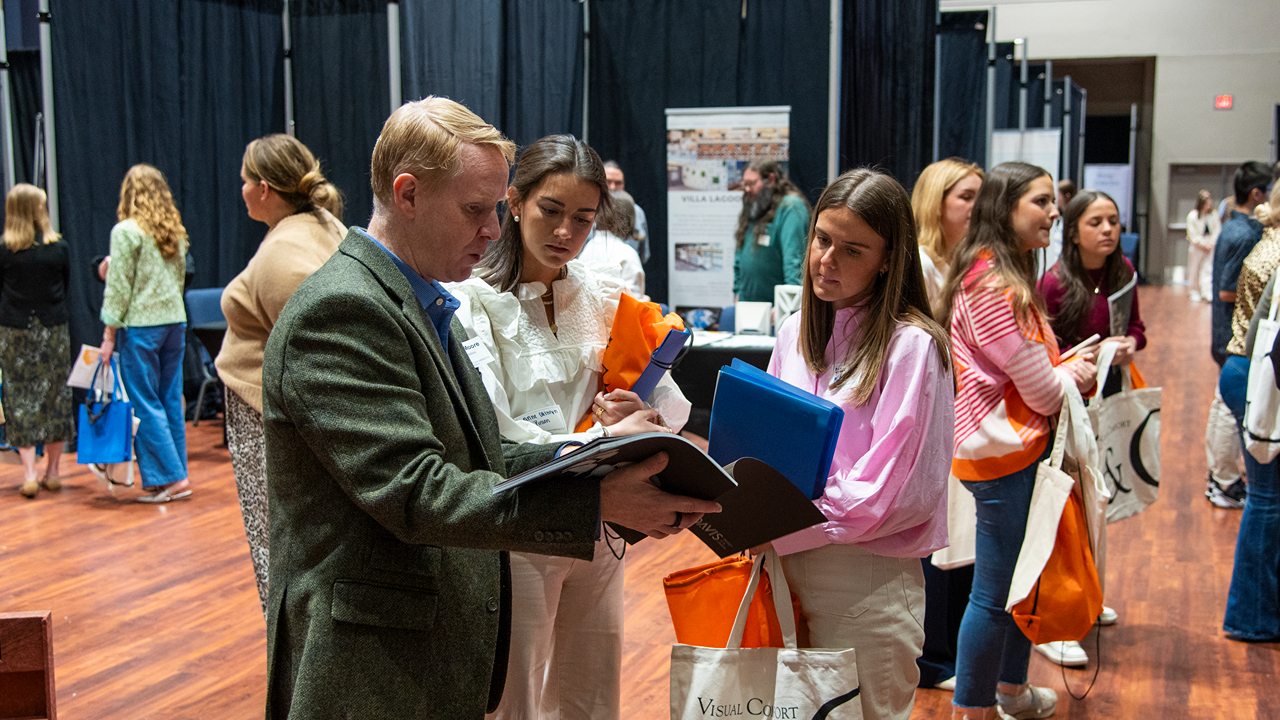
[215,209,345,412]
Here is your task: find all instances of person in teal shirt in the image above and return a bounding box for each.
[733,160,811,302]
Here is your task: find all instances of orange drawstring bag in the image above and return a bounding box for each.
[573,293,685,432]
[663,556,806,649]
[1011,489,1104,644]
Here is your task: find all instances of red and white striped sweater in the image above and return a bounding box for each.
[950,254,1071,481]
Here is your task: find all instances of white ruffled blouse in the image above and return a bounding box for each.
[448,260,690,445]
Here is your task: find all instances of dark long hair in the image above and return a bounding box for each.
[476,135,611,293]
[1047,190,1130,345]
[939,161,1051,329]
[734,159,808,249]
[799,169,951,407]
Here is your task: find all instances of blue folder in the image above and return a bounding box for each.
[707,359,844,500]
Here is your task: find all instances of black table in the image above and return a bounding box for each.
[670,333,775,437]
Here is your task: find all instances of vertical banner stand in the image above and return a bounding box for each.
[387,1,400,113]
[283,2,295,136]
[0,8,16,191]
[38,0,56,231]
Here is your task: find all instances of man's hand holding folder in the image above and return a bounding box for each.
[599,452,721,538]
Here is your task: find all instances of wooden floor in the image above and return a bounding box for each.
[0,286,1276,719]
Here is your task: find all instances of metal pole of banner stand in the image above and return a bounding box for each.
[1043,59,1052,129]
[1017,38,1027,132]
[931,6,941,162]
[581,0,590,144]
[0,7,16,191]
[282,2,295,136]
[984,6,995,170]
[1129,102,1139,250]
[387,1,401,114]
[1061,75,1072,183]
[38,0,57,231]
[827,0,840,182]
[1077,88,1087,187]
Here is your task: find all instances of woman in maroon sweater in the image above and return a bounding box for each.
[1036,188,1142,667]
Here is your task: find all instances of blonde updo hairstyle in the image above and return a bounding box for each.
[242,134,344,221]
[3,183,59,252]
[912,157,984,266]
[1255,182,1280,228]
[117,164,187,260]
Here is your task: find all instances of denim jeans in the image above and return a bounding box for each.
[119,323,188,487]
[1219,355,1280,640]
[953,458,1041,709]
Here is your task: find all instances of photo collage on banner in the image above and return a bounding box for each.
[665,106,791,329]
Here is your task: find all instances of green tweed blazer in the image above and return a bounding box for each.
[262,229,600,719]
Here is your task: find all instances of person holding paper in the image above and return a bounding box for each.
[913,158,984,316]
[939,162,1098,720]
[0,184,72,498]
[1035,189,1143,666]
[756,169,954,720]
[215,133,347,616]
[98,165,191,503]
[448,134,690,720]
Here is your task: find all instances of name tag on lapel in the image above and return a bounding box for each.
[519,405,567,434]
[757,234,771,247]
[462,337,495,368]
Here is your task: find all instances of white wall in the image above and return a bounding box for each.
[943,0,1280,280]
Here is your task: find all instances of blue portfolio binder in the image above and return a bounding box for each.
[707,359,844,500]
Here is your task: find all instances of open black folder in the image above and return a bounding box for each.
[493,433,827,558]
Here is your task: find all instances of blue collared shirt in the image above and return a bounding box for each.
[357,228,461,352]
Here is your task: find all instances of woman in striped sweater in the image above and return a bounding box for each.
[939,162,1097,720]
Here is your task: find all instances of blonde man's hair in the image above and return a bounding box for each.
[117,164,188,260]
[3,183,59,252]
[370,97,516,205]
[912,158,983,267]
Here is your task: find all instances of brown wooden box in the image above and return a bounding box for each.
[0,611,56,720]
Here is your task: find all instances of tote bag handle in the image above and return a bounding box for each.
[727,552,798,650]
[84,358,122,424]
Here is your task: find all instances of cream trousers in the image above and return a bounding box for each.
[780,544,926,720]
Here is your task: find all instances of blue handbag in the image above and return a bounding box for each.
[77,358,134,465]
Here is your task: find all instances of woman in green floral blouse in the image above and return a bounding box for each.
[98,165,191,503]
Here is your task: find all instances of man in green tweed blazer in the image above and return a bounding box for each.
[261,98,718,720]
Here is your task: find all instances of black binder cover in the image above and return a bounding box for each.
[494,433,827,557]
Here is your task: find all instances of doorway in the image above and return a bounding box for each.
[1165,163,1235,285]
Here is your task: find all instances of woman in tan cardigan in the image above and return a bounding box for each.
[216,134,345,614]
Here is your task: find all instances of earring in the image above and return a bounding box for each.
[513,214,520,222]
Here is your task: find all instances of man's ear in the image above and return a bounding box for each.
[392,173,418,218]
[767,172,778,185]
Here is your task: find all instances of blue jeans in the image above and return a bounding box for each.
[953,458,1041,709]
[119,324,188,487]
[1219,355,1280,640]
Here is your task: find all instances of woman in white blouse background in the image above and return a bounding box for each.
[1186,189,1220,302]
[449,134,690,720]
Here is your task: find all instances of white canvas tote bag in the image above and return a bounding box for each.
[1087,342,1162,523]
[1245,279,1280,464]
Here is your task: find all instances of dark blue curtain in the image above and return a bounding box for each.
[53,0,283,354]
[840,0,937,190]
[992,42,1018,131]
[290,0,387,228]
[7,49,41,186]
[400,0,502,126]
[589,0,830,304]
[936,10,986,167]
[502,0,583,148]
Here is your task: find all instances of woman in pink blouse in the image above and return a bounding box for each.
[761,168,954,720]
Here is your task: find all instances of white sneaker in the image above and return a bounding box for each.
[1034,639,1088,667]
[934,676,956,691]
[997,685,1058,719]
[1098,605,1118,626]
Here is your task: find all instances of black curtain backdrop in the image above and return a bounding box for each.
[291,0,387,229]
[401,0,502,126]
[7,49,41,185]
[502,0,583,148]
[840,0,936,190]
[1025,63,1046,130]
[992,42,1017,131]
[936,10,986,167]
[53,0,283,355]
[589,0,829,305]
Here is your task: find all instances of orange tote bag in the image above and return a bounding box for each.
[1011,489,1104,644]
[663,556,806,649]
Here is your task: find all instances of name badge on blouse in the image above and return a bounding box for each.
[462,337,495,368]
[519,405,567,434]
[757,234,771,247]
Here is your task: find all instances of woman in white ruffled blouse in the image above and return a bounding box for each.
[449,135,690,720]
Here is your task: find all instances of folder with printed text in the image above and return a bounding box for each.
[707,359,844,500]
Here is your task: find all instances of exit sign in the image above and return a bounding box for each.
[1215,95,1233,110]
